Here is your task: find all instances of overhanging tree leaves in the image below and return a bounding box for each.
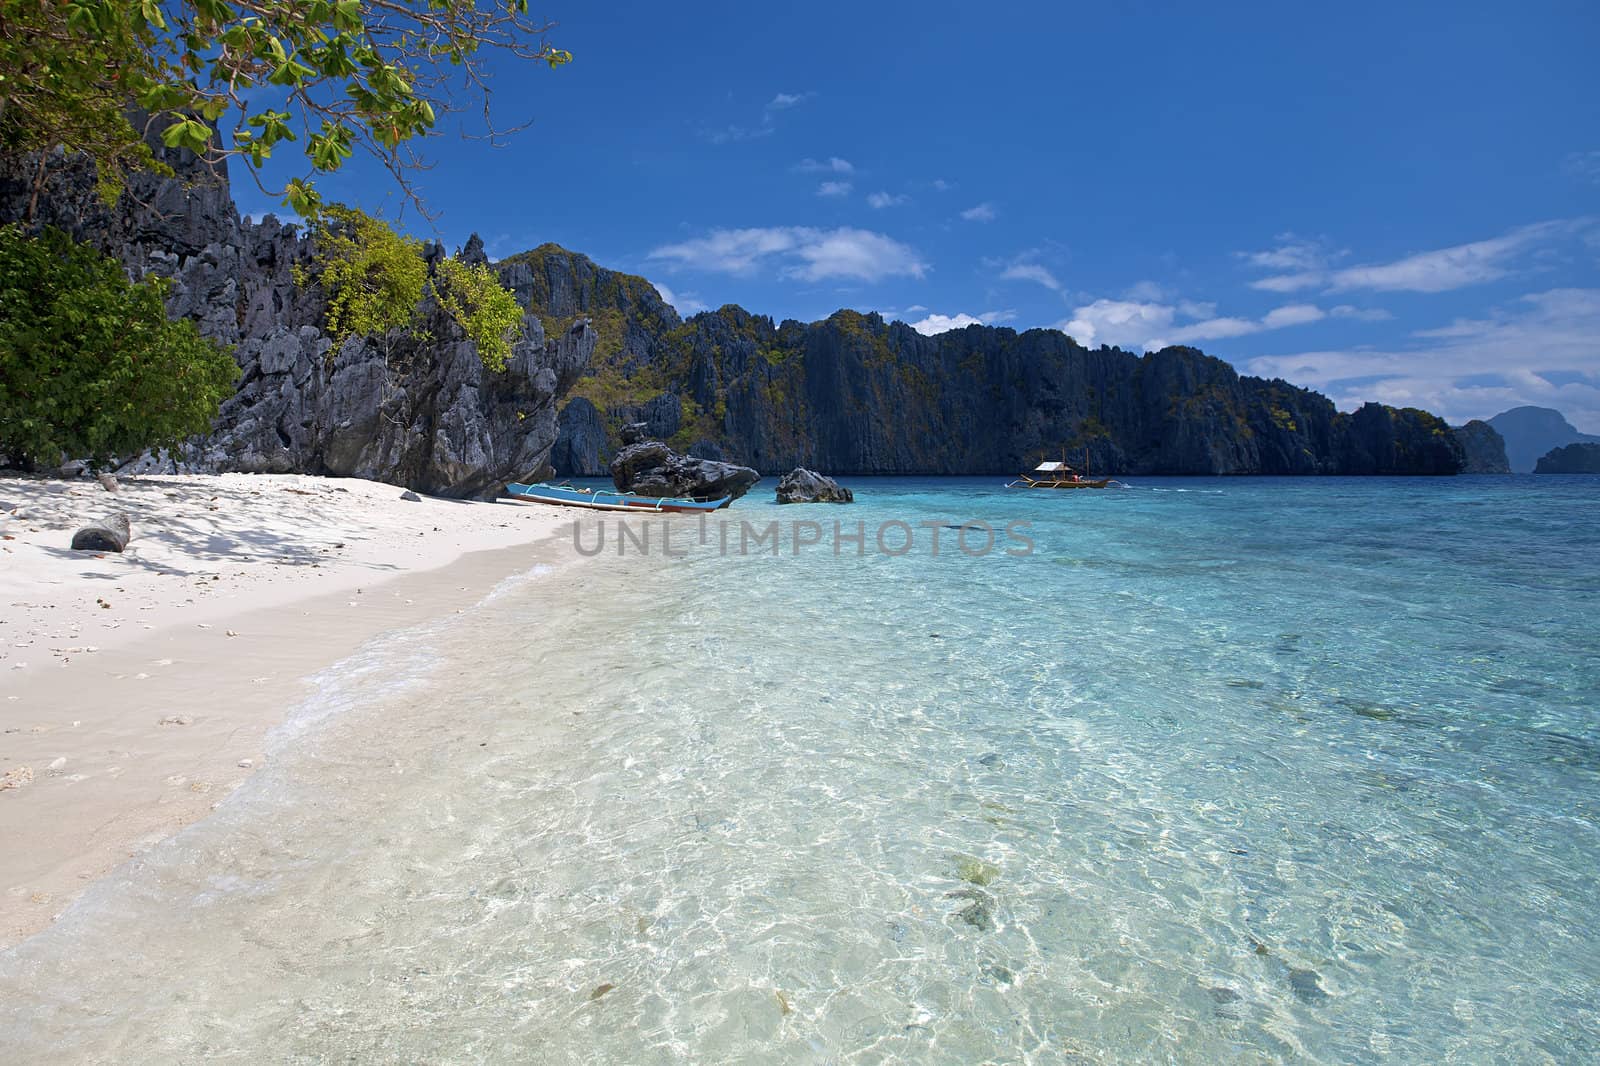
[0,1,571,217]
[0,225,238,468]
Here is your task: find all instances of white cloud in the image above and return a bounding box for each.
[816,181,852,198]
[767,92,815,111]
[1063,298,1330,350]
[866,191,909,209]
[909,310,1015,335]
[905,304,928,313]
[1262,303,1327,329]
[1564,150,1600,183]
[795,156,854,174]
[1329,304,1392,321]
[999,262,1061,291]
[1243,236,1330,272]
[651,281,708,316]
[960,202,997,223]
[1059,299,1176,348]
[1124,280,1170,302]
[1329,222,1568,292]
[1248,220,1588,294]
[649,226,927,283]
[931,179,954,191]
[1246,288,1600,430]
[1250,271,1324,293]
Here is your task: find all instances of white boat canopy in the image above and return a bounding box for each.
[1034,461,1070,472]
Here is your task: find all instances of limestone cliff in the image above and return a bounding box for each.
[0,145,594,496]
[506,248,1464,477]
[2,147,1463,482]
[1452,420,1512,474]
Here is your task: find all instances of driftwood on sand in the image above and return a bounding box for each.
[70,513,131,553]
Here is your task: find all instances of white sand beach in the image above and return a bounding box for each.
[0,472,579,946]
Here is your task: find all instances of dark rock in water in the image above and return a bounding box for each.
[984,964,1016,984]
[1535,442,1600,474]
[977,752,1002,767]
[399,490,422,502]
[1288,968,1329,1005]
[946,887,996,931]
[70,513,130,552]
[610,436,760,502]
[775,467,853,504]
[1452,420,1511,473]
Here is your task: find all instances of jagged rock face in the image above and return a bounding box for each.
[1452,420,1512,473]
[776,468,853,504]
[512,248,1467,476]
[549,396,608,477]
[1,145,594,497]
[1534,442,1600,473]
[609,438,761,502]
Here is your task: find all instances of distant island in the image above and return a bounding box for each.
[1535,442,1600,474]
[1487,406,1600,473]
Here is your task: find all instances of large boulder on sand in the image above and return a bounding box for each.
[776,468,853,504]
[609,424,760,502]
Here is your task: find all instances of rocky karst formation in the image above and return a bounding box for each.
[1534,442,1600,474]
[513,249,1465,477]
[3,140,1464,484]
[608,424,760,502]
[1452,420,1512,473]
[1,144,594,497]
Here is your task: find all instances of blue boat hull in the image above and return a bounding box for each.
[503,483,732,513]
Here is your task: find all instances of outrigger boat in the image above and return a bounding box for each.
[1005,450,1117,490]
[502,481,731,513]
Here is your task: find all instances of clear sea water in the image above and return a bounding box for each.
[3,475,1598,1064]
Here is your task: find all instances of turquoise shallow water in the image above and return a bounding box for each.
[2,475,1598,1063]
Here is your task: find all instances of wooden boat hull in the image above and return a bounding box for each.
[503,482,731,513]
[1007,477,1115,489]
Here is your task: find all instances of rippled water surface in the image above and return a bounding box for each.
[3,476,1599,1063]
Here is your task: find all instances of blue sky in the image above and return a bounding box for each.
[235,0,1600,430]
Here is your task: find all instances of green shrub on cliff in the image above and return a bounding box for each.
[0,225,237,468]
[298,205,522,371]
[298,204,429,356]
[432,257,524,372]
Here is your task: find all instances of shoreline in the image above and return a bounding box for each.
[0,473,583,947]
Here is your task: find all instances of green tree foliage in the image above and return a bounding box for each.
[432,256,524,371]
[299,204,523,372]
[0,1,570,217]
[0,225,237,468]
